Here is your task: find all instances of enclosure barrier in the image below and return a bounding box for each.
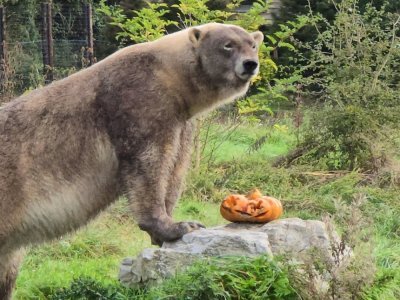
[0,2,95,92]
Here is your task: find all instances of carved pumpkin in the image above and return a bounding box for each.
[220,189,283,223]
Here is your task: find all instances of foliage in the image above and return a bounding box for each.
[97,1,177,43]
[237,7,311,121]
[149,256,297,300]
[1,0,42,94]
[98,0,236,43]
[45,256,297,300]
[287,0,400,171]
[277,0,400,26]
[171,0,240,28]
[272,0,400,71]
[49,277,144,300]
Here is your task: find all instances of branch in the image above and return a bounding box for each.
[371,15,400,92]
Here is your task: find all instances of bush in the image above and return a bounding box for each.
[150,256,297,300]
[284,0,400,171]
[49,277,145,300]
[48,256,297,300]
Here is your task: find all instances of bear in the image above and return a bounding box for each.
[0,23,263,299]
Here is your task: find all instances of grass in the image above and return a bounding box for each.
[200,119,295,164]
[14,119,400,299]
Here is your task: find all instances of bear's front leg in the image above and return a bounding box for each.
[164,121,194,217]
[121,136,204,246]
[138,217,204,246]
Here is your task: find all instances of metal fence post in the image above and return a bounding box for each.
[41,2,53,84]
[84,3,95,66]
[0,6,7,90]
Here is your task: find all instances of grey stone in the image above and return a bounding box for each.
[216,218,334,256]
[119,248,198,286]
[119,218,345,287]
[163,228,272,256]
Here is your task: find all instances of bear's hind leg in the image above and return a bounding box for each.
[0,250,24,300]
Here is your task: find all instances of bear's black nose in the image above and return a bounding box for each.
[243,60,258,74]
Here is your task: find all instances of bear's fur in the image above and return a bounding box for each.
[0,23,263,298]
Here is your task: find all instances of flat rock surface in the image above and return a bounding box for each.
[119,218,338,286]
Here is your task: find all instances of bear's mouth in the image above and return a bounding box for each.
[237,71,256,81]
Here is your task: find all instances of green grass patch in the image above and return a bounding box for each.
[200,120,296,164]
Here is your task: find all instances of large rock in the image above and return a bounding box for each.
[119,218,343,287]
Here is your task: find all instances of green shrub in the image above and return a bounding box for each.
[150,256,297,300]
[287,0,400,171]
[49,277,145,300]
[48,256,297,300]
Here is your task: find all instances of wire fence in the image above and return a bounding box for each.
[0,2,116,98]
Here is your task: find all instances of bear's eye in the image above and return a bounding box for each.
[224,42,233,51]
[252,44,257,50]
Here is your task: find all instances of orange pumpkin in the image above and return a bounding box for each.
[220,189,283,223]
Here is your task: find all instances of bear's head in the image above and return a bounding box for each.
[188,23,263,96]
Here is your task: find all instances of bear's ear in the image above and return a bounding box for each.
[251,31,264,46]
[188,27,202,46]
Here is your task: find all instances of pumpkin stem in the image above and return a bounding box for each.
[246,188,262,200]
